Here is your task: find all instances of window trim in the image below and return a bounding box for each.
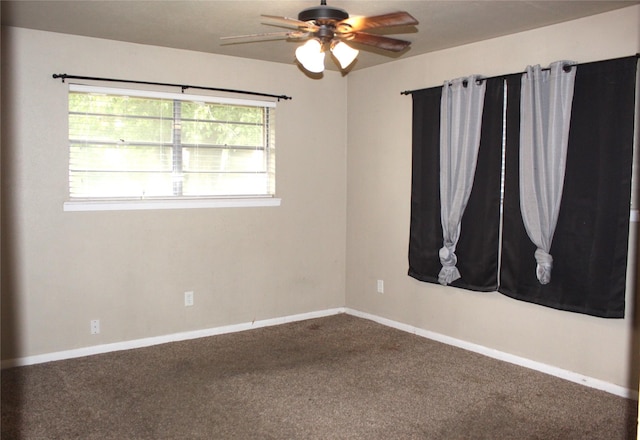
[66,84,279,211]
[63,197,281,212]
[68,84,277,109]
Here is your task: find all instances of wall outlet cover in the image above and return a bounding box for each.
[90,319,100,335]
[184,291,194,307]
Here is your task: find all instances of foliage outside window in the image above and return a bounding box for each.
[68,85,276,200]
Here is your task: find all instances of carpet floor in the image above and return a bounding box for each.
[2,313,637,439]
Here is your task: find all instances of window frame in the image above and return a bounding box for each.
[64,84,280,212]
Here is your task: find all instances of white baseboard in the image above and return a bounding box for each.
[3,306,636,401]
[0,308,346,369]
[344,308,638,400]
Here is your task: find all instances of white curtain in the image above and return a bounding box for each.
[520,61,576,284]
[439,76,486,285]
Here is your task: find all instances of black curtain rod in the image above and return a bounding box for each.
[400,53,640,96]
[52,74,292,101]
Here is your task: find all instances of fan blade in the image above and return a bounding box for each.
[338,11,418,32]
[261,15,319,31]
[346,32,412,52]
[220,31,308,41]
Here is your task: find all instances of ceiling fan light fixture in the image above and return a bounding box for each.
[295,39,325,73]
[331,41,359,69]
[226,3,418,75]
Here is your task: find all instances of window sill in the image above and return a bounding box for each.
[63,197,281,212]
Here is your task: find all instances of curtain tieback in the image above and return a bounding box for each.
[534,248,553,285]
[438,244,461,285]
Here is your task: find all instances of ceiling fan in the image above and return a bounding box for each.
[221,0,418,73]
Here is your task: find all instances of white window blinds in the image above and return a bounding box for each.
[68,84,276,199]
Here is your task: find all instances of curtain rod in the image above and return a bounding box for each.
[400,53,640,96]
[52,74,292,101]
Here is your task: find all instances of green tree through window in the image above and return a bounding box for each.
[68,85,276,199]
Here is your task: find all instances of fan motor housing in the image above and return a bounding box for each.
[298,5,349,22]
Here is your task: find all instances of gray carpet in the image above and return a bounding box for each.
[2,314,637,439]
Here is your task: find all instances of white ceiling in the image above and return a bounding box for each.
[2,1,638,71]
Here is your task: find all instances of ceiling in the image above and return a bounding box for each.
[2,1,638,72]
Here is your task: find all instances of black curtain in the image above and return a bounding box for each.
[499,57,637,318]
[408,77,504,291]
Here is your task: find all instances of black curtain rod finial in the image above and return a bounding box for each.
[53,73,68,83]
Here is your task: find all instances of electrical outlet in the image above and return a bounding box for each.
[90,319,100,335]
[184,291,194,307]
[377,280,384,294]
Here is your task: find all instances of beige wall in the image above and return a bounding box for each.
[346,5,640,390]
[1,27,347,359]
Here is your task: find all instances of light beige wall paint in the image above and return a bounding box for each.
[346,5,640,389]
[1,27,347,359]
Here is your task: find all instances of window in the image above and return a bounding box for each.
[65,85,278,210]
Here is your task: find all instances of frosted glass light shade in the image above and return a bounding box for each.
[295,39,325,73]
[331,41,359,69]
